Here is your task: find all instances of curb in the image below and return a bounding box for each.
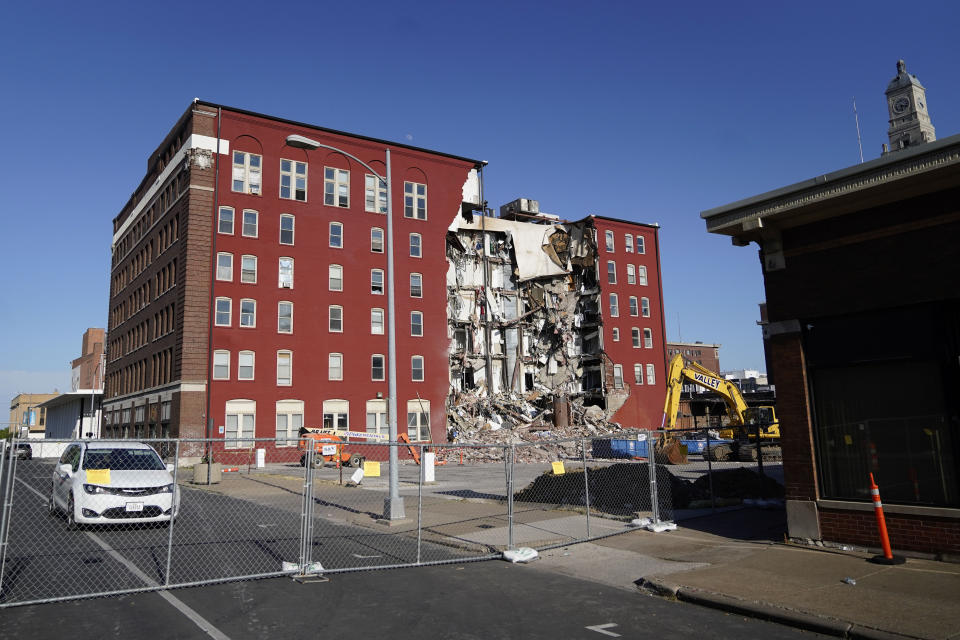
[637,579,921,640]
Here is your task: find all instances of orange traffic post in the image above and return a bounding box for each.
[868,473,905,565]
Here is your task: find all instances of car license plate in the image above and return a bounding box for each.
[126,502,144,513]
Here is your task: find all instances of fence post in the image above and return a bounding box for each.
[507,444,515,551]
[0,442,13,594]
[416,444,424,564]
[299,446,315,573]
[581,438,591,539]
[648,432,661,524]
[163,439,181,586]
[706,428,715,511]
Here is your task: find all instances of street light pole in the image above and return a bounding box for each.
[286,135,404,520]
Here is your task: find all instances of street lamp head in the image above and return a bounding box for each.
[286,134,322,150]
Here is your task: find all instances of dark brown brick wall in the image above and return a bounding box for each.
[768,332,819,502]
[820,508,960,555]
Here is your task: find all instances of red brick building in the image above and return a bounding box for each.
[103,101,481,458]
[593,217,668,428]
[703,130,960,556]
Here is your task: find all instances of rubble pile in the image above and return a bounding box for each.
[445,389,622,463]
[513,464,785,511]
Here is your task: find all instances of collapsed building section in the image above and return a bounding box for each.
[445,199,666,445]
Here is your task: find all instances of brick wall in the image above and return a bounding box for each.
[767,332,818,502]
[820,508,960,555]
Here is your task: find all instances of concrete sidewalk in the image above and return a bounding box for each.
[527,508,960,640]
[193,470,960,639]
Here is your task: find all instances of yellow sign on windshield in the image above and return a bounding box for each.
[86,469,111,485]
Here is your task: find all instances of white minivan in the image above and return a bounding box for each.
[50,441,180,528]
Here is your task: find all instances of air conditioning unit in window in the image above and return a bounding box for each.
[250,187,260,195]
[281,283,292,289]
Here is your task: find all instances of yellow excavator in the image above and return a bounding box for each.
[662,354,781,462]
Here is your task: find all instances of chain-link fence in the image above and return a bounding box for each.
[0,430,781,608]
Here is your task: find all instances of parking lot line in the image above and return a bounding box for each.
[16,477,232,640]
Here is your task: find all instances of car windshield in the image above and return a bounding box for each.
[83,448,165,471]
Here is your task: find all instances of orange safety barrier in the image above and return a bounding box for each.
[868,473,905,565]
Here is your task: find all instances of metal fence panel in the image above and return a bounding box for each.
[0,431,688,607]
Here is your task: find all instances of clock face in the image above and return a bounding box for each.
[893,96,910,113]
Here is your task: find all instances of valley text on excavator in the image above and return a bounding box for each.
[662,354,781,462]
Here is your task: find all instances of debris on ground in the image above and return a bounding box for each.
[445,390,625,463]
[512,464,786,512]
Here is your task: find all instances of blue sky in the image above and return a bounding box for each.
[1,0,958,406]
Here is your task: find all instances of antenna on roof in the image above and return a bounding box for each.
[853,97,864,163]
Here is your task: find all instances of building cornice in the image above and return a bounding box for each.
[702,132,960,238]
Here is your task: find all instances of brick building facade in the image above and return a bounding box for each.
[103,101,481,459]
[703,131,960,556]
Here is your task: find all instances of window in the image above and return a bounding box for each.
[636,236,645,254]
[279,257,294,288]
[238,351,255,380]
[613,364,624,389]
[607,261,616,284]
[240,299,256,327]
[629,296,638,316]
[411,311,423,336]
[407,399,431,441]
[371,227,384,253]
[632,328,641,348]
[329,305,343,332]
[409,233,422,258]
[411,355,424,382]
[275,400,303,446]
[325,221,342,249]
[646,363,656,385]
[371,269,384,294]
[241,255,257,283]
[324,168,349,207]
[605,230,614,252]
[371,354,385,381]
[625,234,633,253]
[242,210,258,237]
[366,399,387,437]
[371,308,384,334]
[215,297,231,326]
[365,174,387,213]
[404,181,427,219]
[626,264,636,285]
[277,351,292,386]
[218,207,234,234]
[232,151,262,194]
[634,364,643,384]
[641,297,651,317]
[279,214,295,245]
[323,400,348,431]
[609,293,619,317]
[328,353,343,381]
[612,328,620,342]
[213,350,230,380]
[225,399,255,449]
[278,301,293,333]
[329,264,343,291]
[216,253,233,281]
[279,159,307,201]
[638,265,648,286]
[643,328,653,349]
[410,273,422,298]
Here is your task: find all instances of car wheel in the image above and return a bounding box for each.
[66,494,78,531]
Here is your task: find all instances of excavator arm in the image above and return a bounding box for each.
[661,354,750,430]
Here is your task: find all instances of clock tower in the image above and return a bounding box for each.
[884,59,936,154]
